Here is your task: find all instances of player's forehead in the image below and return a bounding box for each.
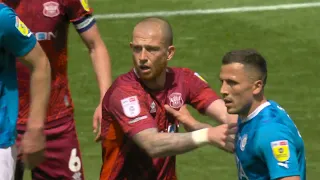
[132,25,166,46]
[219,63,247,80]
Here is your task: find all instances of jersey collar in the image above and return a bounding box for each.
[241,101,271,123]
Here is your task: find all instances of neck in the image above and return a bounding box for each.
[239,95,267,119]
[142,69,167,91]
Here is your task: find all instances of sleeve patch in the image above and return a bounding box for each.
[194,72,207,83]
[121,96,141,118]
[271,140,290,162]
[80,0,90,12]
[15,16,31,37]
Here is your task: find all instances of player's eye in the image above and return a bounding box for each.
[146,46,160,52]
[132,46,142,53]
[226,80,238,86]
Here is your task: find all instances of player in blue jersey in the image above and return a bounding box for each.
[165,49,306,180]
[219,49,305,180]
[0,4,51,180]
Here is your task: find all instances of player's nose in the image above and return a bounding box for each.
[139,48,147,61]
[220,81,228,96]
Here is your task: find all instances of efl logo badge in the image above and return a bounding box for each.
[168,92,184,108]
[80,0,90,12]
[121,96,140,118]
[15,17,31,37]
[271,140,290,162]
[43,1,60,18]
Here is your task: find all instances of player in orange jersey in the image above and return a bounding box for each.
[1,0,112,179]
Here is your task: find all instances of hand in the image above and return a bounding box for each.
[164,104,199,131]
[93,103,102,142]
[207,123,237,153]
[20,127,46,169]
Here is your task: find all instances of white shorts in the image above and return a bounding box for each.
[0,145,17,180]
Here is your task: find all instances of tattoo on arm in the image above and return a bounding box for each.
[132,128,200,158]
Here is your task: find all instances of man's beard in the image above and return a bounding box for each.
[137,60,167,81]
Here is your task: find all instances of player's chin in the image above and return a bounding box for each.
[140,73,156,80]
[226,107,239,114]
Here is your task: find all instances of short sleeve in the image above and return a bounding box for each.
[0,7,36,57]
[102,86,157,138]
[256,125,300,179]
[65,0,93,22]
[184,68,220,113]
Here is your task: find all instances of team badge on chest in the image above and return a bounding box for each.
[240,134,248,151]
[168,92,184,108]
[43,1,60,18]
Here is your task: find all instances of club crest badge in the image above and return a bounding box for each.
[43,1,60,18]
[168,92,184,108]
[240,134,248,151]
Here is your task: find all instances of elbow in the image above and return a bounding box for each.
[32,53,51,73]
[142,144,160,158]
[41,56,51,79]
[140,141,163,158]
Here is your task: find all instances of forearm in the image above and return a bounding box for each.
[28,59,51,129]
[186,122,212,131]
[205,99,237,124]
[149,132,197,157]
[90,45,112,101]
[138,129,209,158]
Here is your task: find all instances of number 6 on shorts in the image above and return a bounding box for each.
[69,148,81,172]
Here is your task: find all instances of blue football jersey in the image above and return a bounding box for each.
[0,3,36,148]
[235,100,306,180]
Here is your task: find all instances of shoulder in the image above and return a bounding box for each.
[255,101,291,127]
[168,67,199,81]
[0,4,14,20]
[0,3,9,12]
[169,67,194,74]
[103,71,145,104]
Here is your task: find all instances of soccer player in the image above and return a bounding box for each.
[0,3,51,180]
[99,17,237,180]
[1,0,112,179]
[168,49,306,180]
[219,49,305,180]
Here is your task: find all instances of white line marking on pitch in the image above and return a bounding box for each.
[94,2,320,19]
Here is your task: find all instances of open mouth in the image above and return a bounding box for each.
[139,65,151,72]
